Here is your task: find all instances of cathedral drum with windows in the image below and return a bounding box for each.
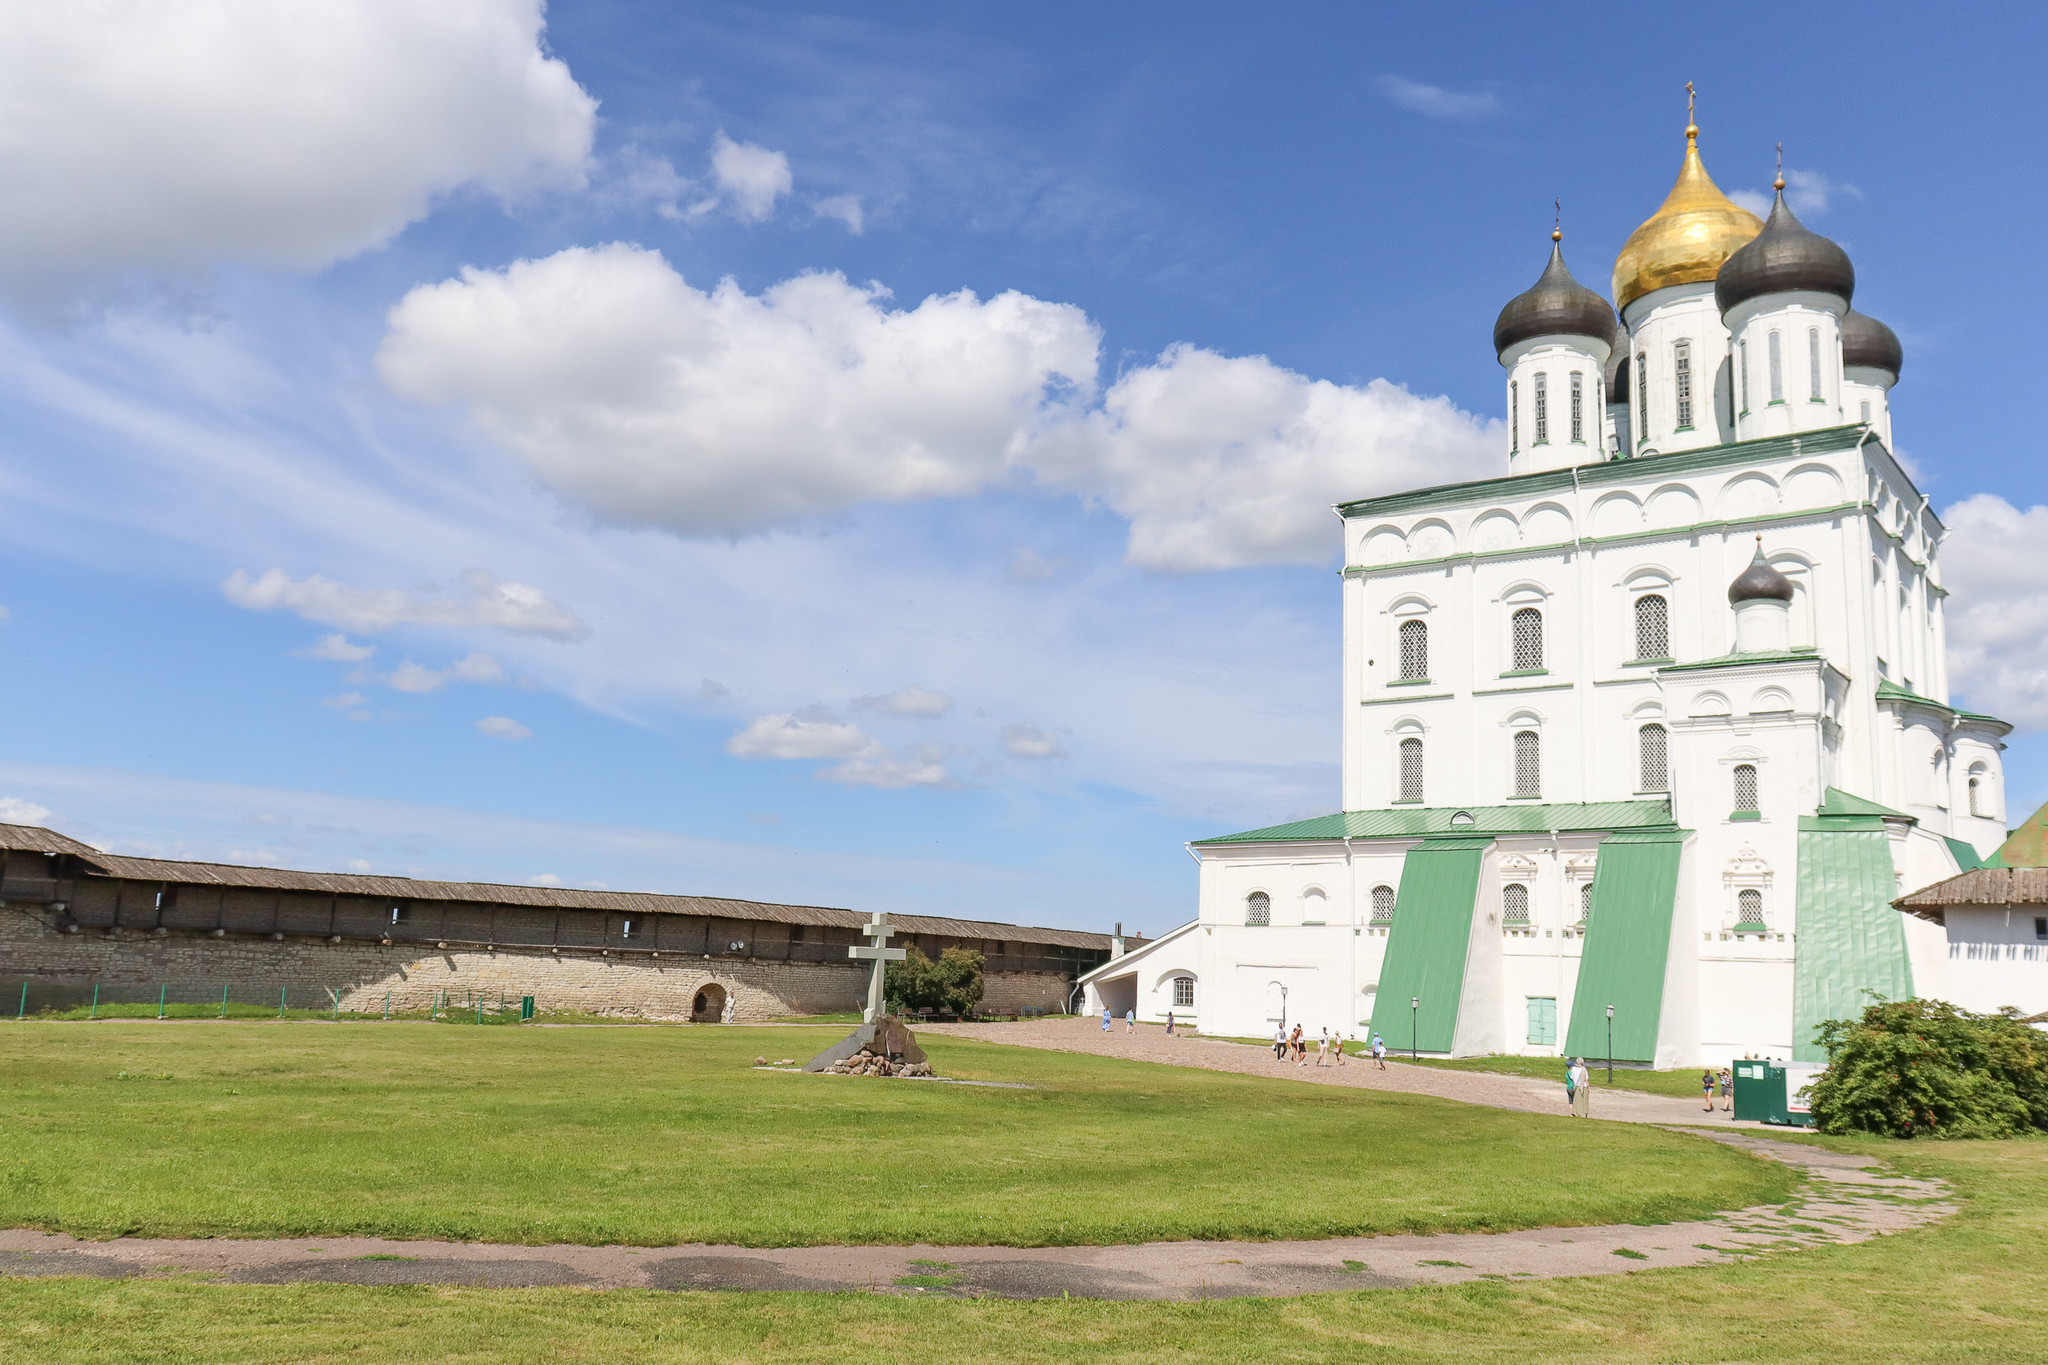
[1079,113,2016,1067]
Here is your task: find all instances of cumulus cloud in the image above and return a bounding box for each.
[296,633,375,663]
[1730,168,1863,220]
[224,567,586,639]
[819,747,950,789]
[1376,75,1500,120]
[726,708,883,761]
[387,653,504,694]
[814,195,865,234]
[853,684,954,717]
[478,715,533,740]
[0,0,595,289]
[1938,495,2048,728]
[379,246,1098,535]
[1001,722,1066,759]
[0,796,54,825]
[706,132,792,221]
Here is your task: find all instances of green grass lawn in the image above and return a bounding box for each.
[0,1020,1784,1248]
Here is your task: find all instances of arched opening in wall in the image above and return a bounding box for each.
[1171,975,1196,1009]
[1399,618,1429,680]
[1398,736,1424,803]
[1369,884,1396,925]
[1634,594,1669,661]
[1638,723,1669,793]
[1736,888,1766,931]
[1969,767,1988,818]
[1733,763,1759,815]
[1578,880,1594,925]
[1513,730,1541,798]
[691,983,728,1024]
[1511,607,1544,671]
[1245,892,1271,926]
[1502,883,1530,924]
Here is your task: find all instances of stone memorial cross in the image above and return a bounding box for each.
[847,912,907,1023]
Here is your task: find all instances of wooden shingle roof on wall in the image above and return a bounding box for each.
[1893,867,2048,921]
[0,824,1109,950]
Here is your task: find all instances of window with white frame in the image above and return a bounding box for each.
[1398,737,1424,802]
[1245,892,1270,926]
[1733,763,1760,813]
[1673,339,1693,429]
[1635,593,1669,660]
[1636,352,1649,443]
[1860,399,1872,424]
[1569,372,1584,443]
[1969,771,1985,818]
[1638,723,1669,792]
[1736,888,1765,928]
[1739,339,1750,413]
[1502,882,1530,922]
[1510,380,1519,453]
[1399,618,1429,680]
[1808,328,1823,401]
[1768,331,1784,402]
[1533,372,1549,444]
[1511,607,1544,670]
[1579,880,1594,922]
[1370,884,1396,923]
[1172,976,1195,1008]
[1513,730,1541,798]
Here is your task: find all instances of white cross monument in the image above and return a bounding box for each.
[848,912,907,1023]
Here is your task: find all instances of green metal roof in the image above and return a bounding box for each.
[1367,840,1487,1052]
[1816,787,1911,820]
[1874,679,1949,710]
[1564,827,1686,1064]
[1193,800,1675,846]
[1943,835,1990,874]
[1658,647,1825,674]
[1990,799,2048,869]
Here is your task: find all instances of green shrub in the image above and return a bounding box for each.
[884,946,984,1016]
[1807,996,2048,1139]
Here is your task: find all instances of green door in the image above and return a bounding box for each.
[1526,996,1557,1046]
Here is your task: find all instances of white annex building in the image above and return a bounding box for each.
[1081,117,2032,1067]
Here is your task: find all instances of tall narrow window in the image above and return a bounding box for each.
[1370,884,1396,924]
[1533,372,1549,444]
[1638,724,1669,792]
[1579,880,1594,923]
[1860,399,1872,424]
[1511,607,1544,671]
[1737,888,1765,928]
[1636,352,1649,443]
[1634,594,1669,660]
[1768,331,1784,402]
[1673,340,1693,429]
[1503,883,1530,923]
[1733,763,1759,813]
[1509,380,1519,453]
[1245,892,1270,926]
[1513,730,1541,798]
[1969,776,1983,818]
[1172,976,1195,1008]
[1398,738,1424,803]
[1808,327,1823,400]
[1569,372,1584,443]
[1399,619,1429,680]
[1740,340,1750,413]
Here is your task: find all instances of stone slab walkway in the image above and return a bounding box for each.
[0,1134,1951,1300]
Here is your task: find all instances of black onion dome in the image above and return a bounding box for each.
[1494,242,1619,358]
[1728,540,1795,604]
[1714,189,1854,315]
[1841,308,1903,379]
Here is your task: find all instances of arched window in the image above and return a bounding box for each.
[1370,884,1396,924]
[1511,607,1544,671]
[1569,372,1584,443]
[1969,775,1984,818]
[1673,339,1693,429]
[1737,888,1765,928]
[1635,594,1669,661]
[1636,352,1649,443]
[1503,883,1530,923]
[1510,380,1519,453]
[1733,763,1759,813]
[1768,331,1784,403]
[1638,723,1669,792]
[1245,892,1270,926]
[1533,372,1549,444]
[1399,619,1429,680]
[1808,328,1823,401]
[1739,340,1750,413]
[1513,730,1541,798]
[1860,399,1872,425]
[1579,880,1594,923]
[1172,976,1195,1008]
[1399,737,1424,803]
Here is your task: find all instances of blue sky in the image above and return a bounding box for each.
[2,1,2045,935]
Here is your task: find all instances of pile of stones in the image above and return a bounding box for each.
[803,1014,938,1079]
[824,1047,934,1078]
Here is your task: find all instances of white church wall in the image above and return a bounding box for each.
[1620,283,1735,455]
[1938,907,2048,1017]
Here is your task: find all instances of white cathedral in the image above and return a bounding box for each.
[1080,118,2019,1067]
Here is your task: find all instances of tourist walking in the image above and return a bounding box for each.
[1125,1007,1135,1032]
[1334,1031,1348,1066]
[1702,1067,1717,1111]
[1102,1006,1111,1032]
[1315,1029,1329,1067]
[1719,1066,1733,1112]
[1371,1033,1387,1069]
[1290,1023,1305,1065]
[1165,1010,1175,1036]
[1273,1026,1287,1061]
[1568,1057,1592,1117]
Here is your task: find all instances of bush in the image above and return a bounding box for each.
[1806,996,2048,1139]
[884,946,985,1016]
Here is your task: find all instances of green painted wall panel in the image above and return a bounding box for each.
[1563,831,1685,1063]
[1368,839,1488,1053]
[1793,824,1914,1061]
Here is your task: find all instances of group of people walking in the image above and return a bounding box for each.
[1269,1024,1390,1069]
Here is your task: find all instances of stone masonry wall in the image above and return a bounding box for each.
[0,908,1074,1020]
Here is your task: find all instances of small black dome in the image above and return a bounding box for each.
[1728,540,1795,604]
[1841,308,1903,379]
[1715,189,1854,315]
[1494,242,1618,358]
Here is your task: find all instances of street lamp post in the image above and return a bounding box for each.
[1411,995,1420,1061]
[1280,985,1288,1033]
[1605,1004,1615,1085]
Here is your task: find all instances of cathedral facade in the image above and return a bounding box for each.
[1081,120,2012,1067]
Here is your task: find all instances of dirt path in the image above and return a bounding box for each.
[0,1133,1949,1299]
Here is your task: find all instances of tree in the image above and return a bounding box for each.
[1806,996,2048,1139]
[884,946,985,1016]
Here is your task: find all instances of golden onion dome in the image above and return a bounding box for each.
[1611,124,1763,313]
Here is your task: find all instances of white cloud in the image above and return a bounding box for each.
[0,796,54,825]
[379,246,1098,536]
[814,195,865,234]
[1008,547,1066,582]
[820,746,950,789]
[389,661,449,694]
[1029,346,1500,571]
[1730,168,1863,220]
[707,132,793,222]
[1937,495,2048,728]
[297,633,375,663]
[321,691,368,711]
[346,858,374,873]
[528,872,563,886]
[1002,722,1066,759]
[387,653,504,694]
[478,715,533,740]
[451,652,507,684]
[726,709,884,761]
[1376,76,1500,121]
[223,567,586,639]
[853,684,954,717]
[0,0,595,290]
